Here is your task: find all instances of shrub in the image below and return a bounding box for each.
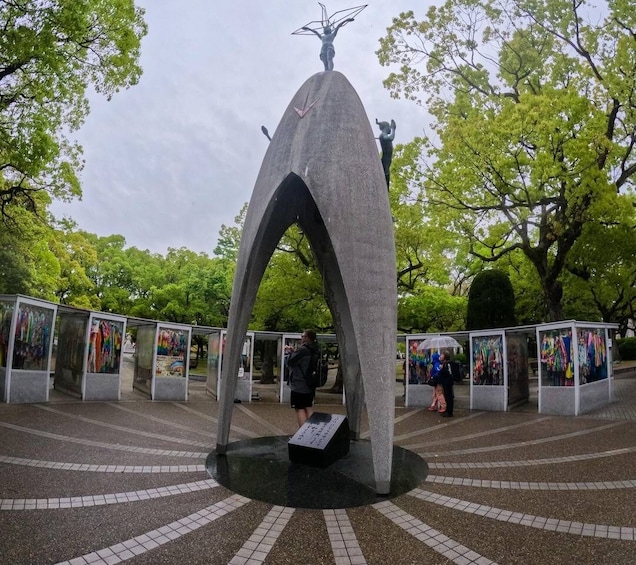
[617,337,636,360]
[454,352,467,364]
[466,270,516,330]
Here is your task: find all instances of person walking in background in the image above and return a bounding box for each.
[285,329,320,428]
[428,352,446,413]
[439,351,454,417]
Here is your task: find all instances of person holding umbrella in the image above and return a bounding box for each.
[417,336,461,417]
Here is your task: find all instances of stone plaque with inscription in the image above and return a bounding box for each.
[288,412,350,467]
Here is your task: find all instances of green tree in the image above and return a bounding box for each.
[390,141,472,332]
[566,221,636,334]
[215,205,331,332]
[252,225,332,332]
[83,233,136,314]
[50,220,99,308]
[398,287,466,333]
[212,206,246,325]
[81,234,166,318]
[150,247,231,327]
[0,197,59,299]
[0,0,147,224]
[121,247,166,319]
[497,251,548,324]
[390,141,461,293]
[214,204,247,263]
[378,0,636,321]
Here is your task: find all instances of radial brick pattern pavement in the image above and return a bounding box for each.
[1,371,635,564]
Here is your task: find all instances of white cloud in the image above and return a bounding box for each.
[51,0,432,254]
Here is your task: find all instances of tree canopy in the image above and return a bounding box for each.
[4,0,634,335]
[389,144,470,332]
[0,196,59,299]
[0,0,147,224]
[378,0,636,321]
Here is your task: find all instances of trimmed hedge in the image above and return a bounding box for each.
[466,270,516,330]
[617,337,636,360]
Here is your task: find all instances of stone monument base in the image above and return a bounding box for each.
[288,412,350,467]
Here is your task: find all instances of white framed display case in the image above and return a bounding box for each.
[317,335,342,405]
[537,321,613,415]
[469,330,508,411]
[217,330,255,402]
[133,323,155,397]
[205,329,222,399]
[53,307,89,398]
[504,331,530,409]
[132,321,192,401]
[279,333,302,404]
[404,334,439,407]
[152,323,192,401]
[53,308,126,401]
[83,313,127,400]
[279,333,343,406]
[0,295,57,403]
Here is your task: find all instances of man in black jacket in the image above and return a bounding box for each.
[285,329,320,427]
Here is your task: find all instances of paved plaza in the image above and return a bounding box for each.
[1,358,635,564]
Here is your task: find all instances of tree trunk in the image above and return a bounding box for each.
[544,280,564,321]
[259,340,277,384]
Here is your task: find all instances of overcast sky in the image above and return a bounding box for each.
[50,1,433,255]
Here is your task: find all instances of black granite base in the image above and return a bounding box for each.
[205,436,428,509]
[288,412,350,467]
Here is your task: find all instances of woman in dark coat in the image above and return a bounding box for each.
[438,351,454,417]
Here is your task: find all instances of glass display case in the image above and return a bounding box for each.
[133,325,156,397]
[206,330,221,399]
[53,309,126,399]
[153,323,191,401]
[471,335,505,386]
[506,333,530,407]
[279,334,301,404]
[1,293,616,416]
[84,313,126,400]
[12,302,55,372]
[404,334,438,407]
[0,295,57,403]
[155,326,189,378]
[536,322,613,415]
[87,317,124,374]
[53,311,89,397]
[576,327,607,384]
[0,298,15,401]
[539,327,575,387]
[216,330,254,403]
[469,330,508,411]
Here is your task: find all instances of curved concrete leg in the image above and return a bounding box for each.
[216,72,396,493]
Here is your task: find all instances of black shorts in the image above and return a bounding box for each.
[290,391,314,410]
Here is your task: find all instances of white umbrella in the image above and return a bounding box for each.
[416,335,461,351]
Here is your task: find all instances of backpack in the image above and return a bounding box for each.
[308,347,329,389]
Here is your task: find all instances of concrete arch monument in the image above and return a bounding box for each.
[216,71,396,494]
